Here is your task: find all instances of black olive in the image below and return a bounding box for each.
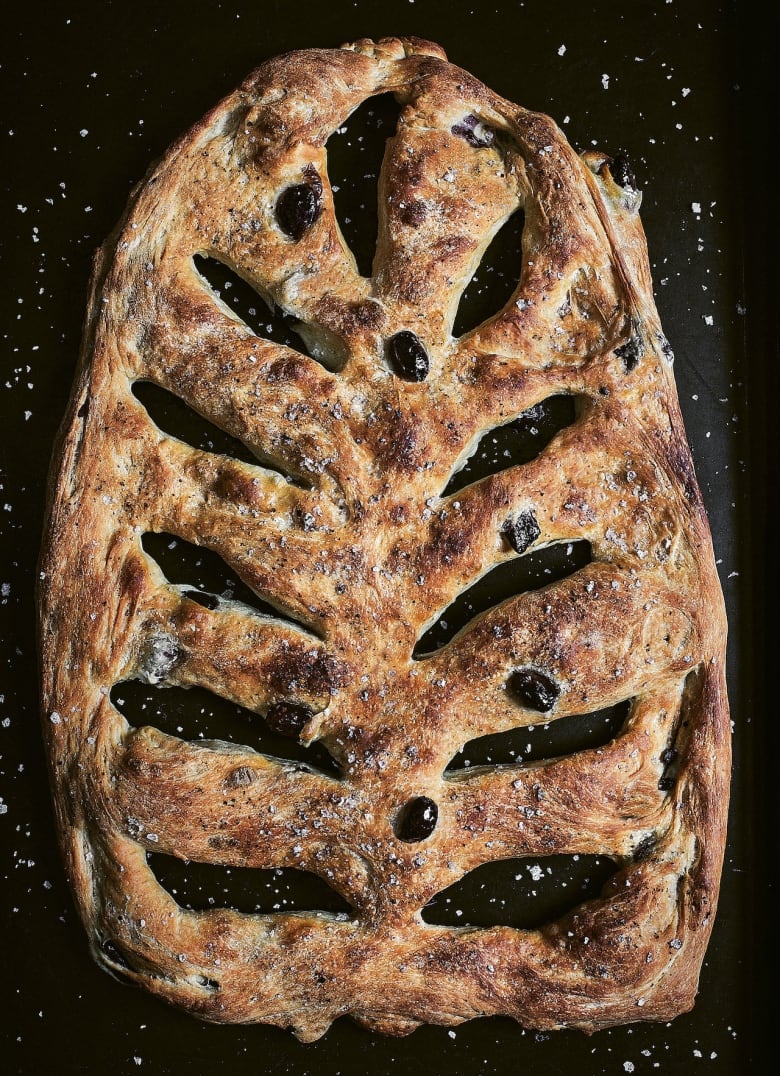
[386,330,430,382]
[396,796,438,842]
[507,667,560,712]
[451,114,495,148]
[610,151,637,190]
[502,509,541,555]
[265,701,313,737]
[615,335,642,372]
[658,776,675,792]
[276,179,322,240]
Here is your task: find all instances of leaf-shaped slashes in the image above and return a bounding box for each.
[452,208,525,337]
[422,854,618,929]
[38,38,728,1041]
[148,854,353,916]
[327,93,404,278]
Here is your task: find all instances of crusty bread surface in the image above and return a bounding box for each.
[38,37,730,1041]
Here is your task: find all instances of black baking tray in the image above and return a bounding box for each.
[1,1,774,1072]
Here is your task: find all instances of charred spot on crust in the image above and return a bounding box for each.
[264,351,321,386]
[212,467,268,509]
[207,834,241,851]
[432,234,475,264]
[223,765,257,788]
[430,522,472,566]
[393,149,426,191]
[267,646,350,698]
[658,333,675,364]
[119,554,150,611]
[313,296,386,338]
[369,406,424,474]
[658,426,704,510]
[399,199,428,226]
[349,299,385,331]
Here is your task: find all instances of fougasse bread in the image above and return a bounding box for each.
[37,37,730,1040]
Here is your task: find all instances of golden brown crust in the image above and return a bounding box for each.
[38,37,729,1041]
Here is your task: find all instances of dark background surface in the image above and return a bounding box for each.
[1,1,774,1073]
